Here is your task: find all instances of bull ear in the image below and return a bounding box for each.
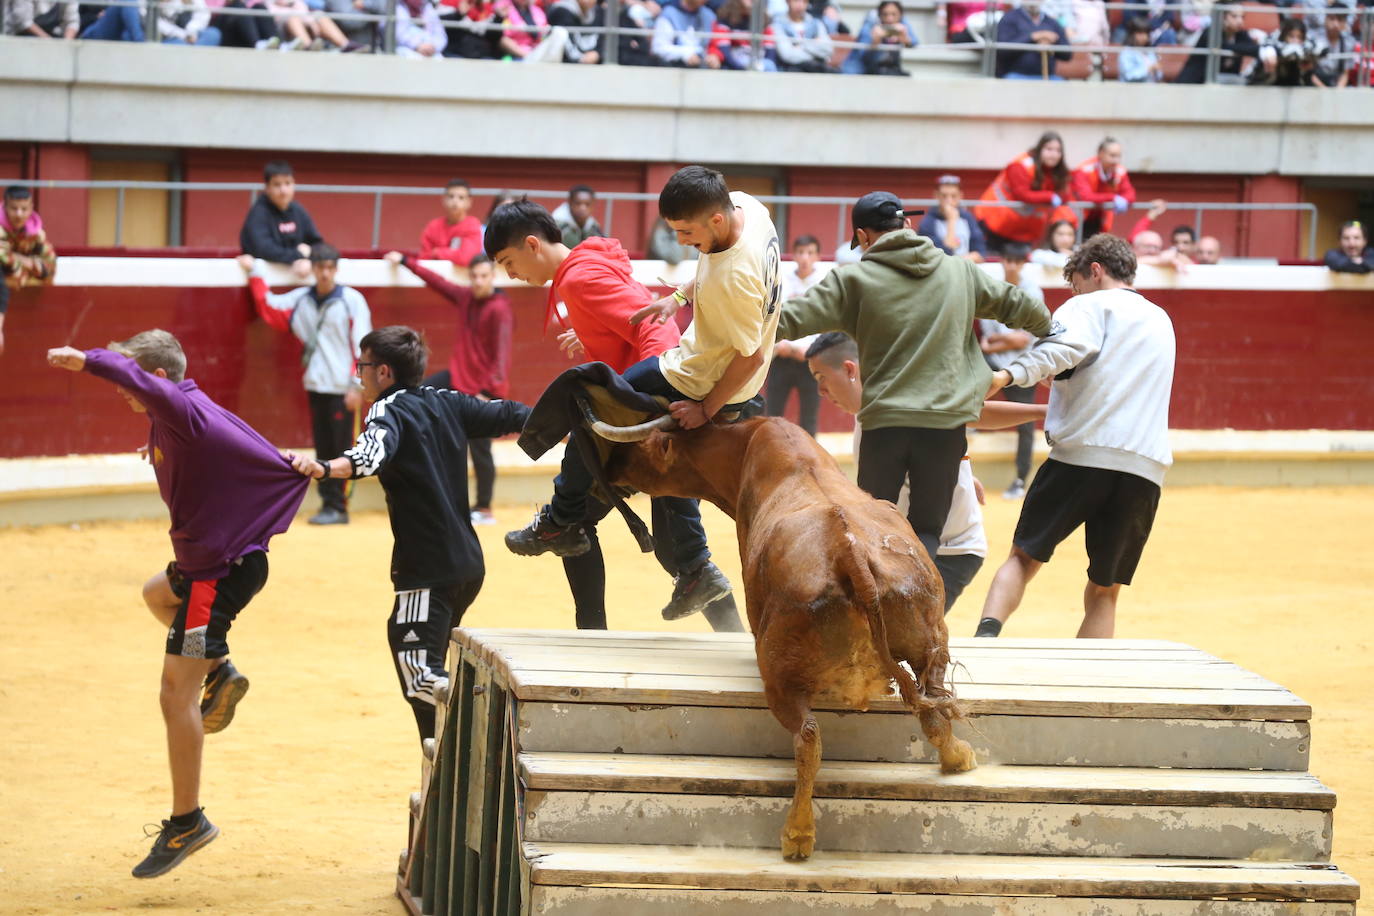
[647,434,675,473]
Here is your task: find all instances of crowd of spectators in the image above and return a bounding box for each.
[3,0,1369,88]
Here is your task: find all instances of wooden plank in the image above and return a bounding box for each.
[522,790,1333,860]
[460,628,1195,652]
[474,633,1214,661]
[487,648,1282,691]
[476,687,509,915]
[465,665,494,851]
[516,703,1312,770]
[524,843,1360,900]
[506,669,1310,720]
[518,753,1337,809]
[446,656,475,913]
[530,886,1357,916]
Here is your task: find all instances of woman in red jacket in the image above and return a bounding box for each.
[975,131,1076,253]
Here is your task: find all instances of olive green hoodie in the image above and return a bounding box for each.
[778,228,1053,430]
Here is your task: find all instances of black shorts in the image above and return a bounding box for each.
[1013,459,1161,587]
[165,551,269,659]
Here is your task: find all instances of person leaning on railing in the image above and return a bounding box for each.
[2,0,79,38]
[994,0,1070,79]
[772,0,836,73]
[710,0,777,71]
[395,0,448,57]
[1251,18,1319,86]
[1324,221,1373,274]
[860,0,916,76]
[1174,1,1262,83]
[1311,5,1357,88]
[975,131,1077,254]
[652,0,721,68]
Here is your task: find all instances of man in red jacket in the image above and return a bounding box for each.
[1071,137,1136,239]
[483,198,745,632]
[385,249,513,524]
[419,179,483,266]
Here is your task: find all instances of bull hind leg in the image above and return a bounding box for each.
[767,689,822,860]
[919,706,977,774]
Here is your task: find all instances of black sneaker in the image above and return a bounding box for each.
[132,811,219,878]
[662,561,732,621]
[201,659,250,735]
[504,506,591,558]
[308,507,349,525]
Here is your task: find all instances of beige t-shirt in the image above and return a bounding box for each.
[659,192,782,404]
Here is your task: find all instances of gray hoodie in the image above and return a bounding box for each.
[1004,286,1175,485]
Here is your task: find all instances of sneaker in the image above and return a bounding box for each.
[132,811,219,879]
[342,40,368,52]
[308,507,349,526]
[200,659,249,735]
[254,36,280,49]
[470,508,497,527]
[308,37,326,51]
[504,506,590,558]
[1002,479,1026,500]
[662,561,732,621]
[279,38,301,51]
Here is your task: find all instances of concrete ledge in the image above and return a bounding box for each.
[4,430,1372,527]
[5,37,1374,175]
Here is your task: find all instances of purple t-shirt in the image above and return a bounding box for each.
[84,349,309,580]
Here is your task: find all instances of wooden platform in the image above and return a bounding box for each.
[397,629,1360,916]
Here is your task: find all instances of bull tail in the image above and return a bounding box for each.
[833,509,959,719]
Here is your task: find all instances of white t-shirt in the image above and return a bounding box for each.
[659,192,782,403]
[777,262,827,355]
[853,426,987,558]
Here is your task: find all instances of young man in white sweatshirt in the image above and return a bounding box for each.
[975,233,1176,639]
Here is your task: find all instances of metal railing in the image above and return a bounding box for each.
[2,178,1322,257]
[6,0,1370,86]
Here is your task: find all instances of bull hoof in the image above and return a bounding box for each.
[781,828,815,861]
[940,738,978,774]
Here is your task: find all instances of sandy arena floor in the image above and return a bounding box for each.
[1,485,1371,914]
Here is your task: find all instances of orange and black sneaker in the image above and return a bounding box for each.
[132,810,219,878]
[504,506,591,558]
[200,659,250,735]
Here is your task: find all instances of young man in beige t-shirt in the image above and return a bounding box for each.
[506,165,782,623]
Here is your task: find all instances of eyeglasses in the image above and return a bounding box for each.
[356,361,381,370]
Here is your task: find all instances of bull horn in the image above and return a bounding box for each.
[576,393,678,442]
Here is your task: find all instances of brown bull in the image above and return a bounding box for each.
[598,412,977,860]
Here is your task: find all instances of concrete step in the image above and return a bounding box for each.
[519,752,1334,859]
[523,843,1359,915]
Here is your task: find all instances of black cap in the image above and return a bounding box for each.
[850,191,923,249]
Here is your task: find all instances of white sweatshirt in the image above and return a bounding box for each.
[1004,286,1175,486]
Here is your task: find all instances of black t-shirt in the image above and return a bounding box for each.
[345,385,530,589]
[239,194,323,264]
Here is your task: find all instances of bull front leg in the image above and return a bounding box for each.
[781,710,821,860]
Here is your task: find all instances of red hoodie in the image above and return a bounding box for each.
[549,237,681,373]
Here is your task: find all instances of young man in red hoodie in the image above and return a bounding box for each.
[419,179,483,266]
[385,249,513,525]
[484,198,744,631]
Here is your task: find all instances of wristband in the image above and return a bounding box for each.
[670,288,689,307]
[316,459,330,479]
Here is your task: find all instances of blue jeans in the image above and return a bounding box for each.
[80,5,145,41]
[1002,71,1065,80]
[550,356,710,571]
[165,26,223,45]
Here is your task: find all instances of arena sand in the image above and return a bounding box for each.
[1,485,1371,914]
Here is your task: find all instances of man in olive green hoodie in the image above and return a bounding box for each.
[776,191,1052,575]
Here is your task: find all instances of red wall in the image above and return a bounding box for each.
[3,279,1371,459]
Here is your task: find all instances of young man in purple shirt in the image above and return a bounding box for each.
[47,330,309,880]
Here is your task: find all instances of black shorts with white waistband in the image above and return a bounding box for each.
[1013,459,1161,587]
[165,552,269,659]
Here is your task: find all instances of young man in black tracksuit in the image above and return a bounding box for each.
[238,160,323,282]
[288,325,530,741]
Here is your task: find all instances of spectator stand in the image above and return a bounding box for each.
[0,179,1327,260]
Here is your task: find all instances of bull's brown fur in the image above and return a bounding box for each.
[606,416,977,861]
